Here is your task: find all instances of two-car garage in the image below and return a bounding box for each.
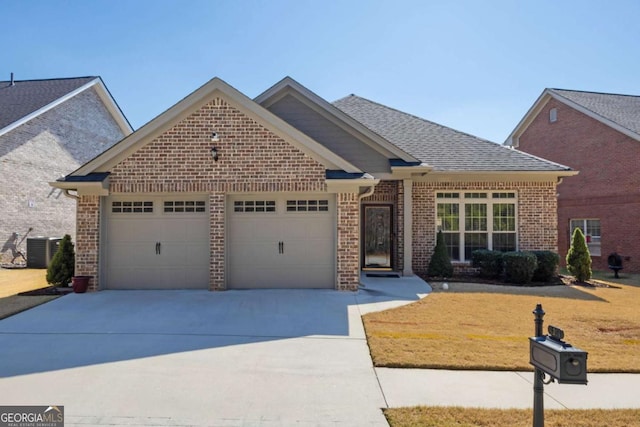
[103,194,336,290]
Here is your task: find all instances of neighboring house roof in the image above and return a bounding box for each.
[334,95,570,172]
[0,76,132,137]
[505,88,640,147]
[551,89,640,136]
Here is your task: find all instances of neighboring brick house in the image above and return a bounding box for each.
[0,76,132,263]
[52,77,574,291]
[505,89,640,274]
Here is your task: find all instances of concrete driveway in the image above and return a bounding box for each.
[0,276,430,426]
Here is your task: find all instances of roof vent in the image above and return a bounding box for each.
[549,108,557,123]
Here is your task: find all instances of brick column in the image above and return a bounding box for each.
[76,195,100,291]
[209,192,226,290]
[337,192,359,291]
[403,179,414,276]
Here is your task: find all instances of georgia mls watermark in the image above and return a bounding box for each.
[0,406,64,427]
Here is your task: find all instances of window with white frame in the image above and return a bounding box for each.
[436,192,517,261]
[570,219,601,256]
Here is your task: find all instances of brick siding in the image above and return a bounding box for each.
[0,88,124,264]
[518,98,640,272]
[83,97,361,290]
[412,181,558,275]
[75,195,100,291]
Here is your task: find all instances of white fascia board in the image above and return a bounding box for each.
[418,170,579,183]
[325,177,380,193]
[549,91,640,143]
[92,78,133,135]
[74,77,361,176]
[256,77,420,163]
[49,179,110,196]
[503,89,553,148]
[505,89,640,147]
[0,78,104,138]
[390,163,433,178]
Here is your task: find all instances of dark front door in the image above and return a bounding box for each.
[362,204,393,269]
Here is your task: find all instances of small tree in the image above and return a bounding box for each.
[566,227,592,282]
[47,234,75,286]
[427,230,453,278]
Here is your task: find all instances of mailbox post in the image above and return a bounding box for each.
[532,304,545,427]
[530,304,588,427]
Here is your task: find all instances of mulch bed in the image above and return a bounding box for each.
[18,286,74,296]
[422,273,617,289]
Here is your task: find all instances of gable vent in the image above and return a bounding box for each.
[549,108,557,123]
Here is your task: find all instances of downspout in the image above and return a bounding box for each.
[358,185,375,200]
[63,189,80,200]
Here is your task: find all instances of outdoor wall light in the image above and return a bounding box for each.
[211,146,219,162]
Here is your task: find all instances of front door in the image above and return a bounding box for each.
[362,204,393,270]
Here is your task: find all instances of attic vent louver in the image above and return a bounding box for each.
[549,108,557,123]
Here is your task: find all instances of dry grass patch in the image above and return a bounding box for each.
[363,273,640,372]
[384,406,640,427]
[0,268,63,319]
[0,268,49,298]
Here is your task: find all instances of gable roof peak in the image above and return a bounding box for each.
[0,75,131,137]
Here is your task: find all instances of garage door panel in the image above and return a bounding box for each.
[109,220,159,242]
[228,194,335,289]
[185,243,210,267]
[229,241,280,268]
[284,240,333,266]
[105,196,209,290]
[110,243,158,266]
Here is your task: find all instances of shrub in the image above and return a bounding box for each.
[46,234,75,287]
[566,227,592,282]
[471,249,504,278]
[503,251,537,284]
[531,250,560,282]
[427,231,454,278]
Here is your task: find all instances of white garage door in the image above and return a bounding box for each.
[105,196,209,289]
[227,194,336,289]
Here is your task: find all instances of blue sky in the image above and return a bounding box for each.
[4,0,639,143]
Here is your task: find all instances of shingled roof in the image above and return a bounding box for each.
[0,76,97,130]
[333,95,570,172]
[549,89,640,136]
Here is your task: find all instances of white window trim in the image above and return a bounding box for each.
[436,192,519,262]
[570,218,601,257]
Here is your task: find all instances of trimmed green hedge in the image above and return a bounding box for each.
[427,230,454,277]
[503,251,538,284]
[567,227,592,282]
[471,249,504,279]
[531,250,560,282]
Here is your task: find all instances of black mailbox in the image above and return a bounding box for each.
[529,334,588,385]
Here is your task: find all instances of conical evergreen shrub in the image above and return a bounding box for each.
[566,227,592,282]
[427,230,453,278]
[46,234,75,286]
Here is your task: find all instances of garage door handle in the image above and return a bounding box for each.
[278,241,283,254]
[156,242,161,255]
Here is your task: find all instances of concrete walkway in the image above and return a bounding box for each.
[376,368,640,409]
[0,274,638,427]
[360,275,640,411]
